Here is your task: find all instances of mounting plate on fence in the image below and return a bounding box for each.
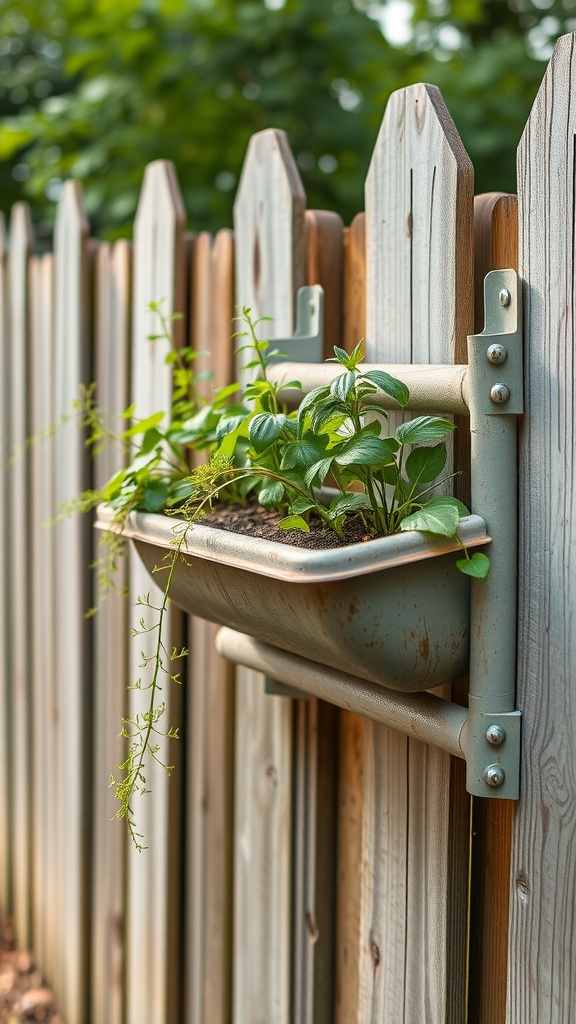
[267,284,324,363]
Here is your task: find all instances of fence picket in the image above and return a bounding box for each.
[185,226,234,1024]
[8,204,34,952]
[510,32,576,1023]
[52,181,92,1024]
[29,251,55,979]
[91,239,132,1024]
[359,83,473,1022]
[126,159,186,1024]
[232,128,305,1024]
[0,214,9,916]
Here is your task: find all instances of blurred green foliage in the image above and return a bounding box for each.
[0,0,573,237]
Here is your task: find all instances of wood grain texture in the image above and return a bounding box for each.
[91,239,132,1024]
[343,213,366,356]
[510,32,576,1024]
[28,252,55,980]
[7,204,34,952]
[304,209,344,355]
[468,193,518,1024]
[127,159,186,1024]
[232,128,304,1024]
[185,227,234,1024]
[53,181,91,1024]
[361,83,474,1023]
[0,214,10,915]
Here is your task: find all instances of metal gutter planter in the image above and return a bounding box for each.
[96,505,489,693]
[95,269,523,801]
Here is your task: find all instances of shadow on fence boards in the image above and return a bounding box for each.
[0,31,575,1024]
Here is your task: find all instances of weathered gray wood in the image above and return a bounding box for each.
[53,181,91,1024]
[126,159,186,1024]
[510,32,576,1024]
[359,83,473,1022]
[28,251,56,980]
[185,227,234,1024]
[91,239,132,1024]
[8,203,34,950]
[0,214,10,915]
[232,128,305,1024]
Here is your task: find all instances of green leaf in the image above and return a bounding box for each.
[405,443,447,486]
[399,497,461,537]
[249,413,286,451]
[258,480,285,505]
[304,457,334,488]
[330,345,351,367]
[140,426,163,454]
[141,480,169,512]
[362,370,409,408]
[277,515,310,533]
[328,492,372,516]
[334,432,399,467]
[121,411,165,438]
[330,369,356,402]
[280,435,328,472]
[456,552,491,580]
[395,416,455,444]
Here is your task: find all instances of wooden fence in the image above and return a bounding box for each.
[0,32,575,1024]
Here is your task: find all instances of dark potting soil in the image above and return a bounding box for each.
[198,500,375,550]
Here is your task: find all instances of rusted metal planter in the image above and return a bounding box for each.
[96,506,489,693]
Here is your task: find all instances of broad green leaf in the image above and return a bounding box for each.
[304,456,334,488]
[277,515,310,533]
[290,496,317,515]
[362,370,409,408]
[456,552,491,579]
[399,497,461,537]
[330,369,356,402]
[249,412,286,450]
[121,411,165,438]
[395,416,455,444]
[330,345,351,367]
[280,435,328,472]
[141,480,169,512]
[258,480,285,505]
[335,432,399,467]
[405,443,447,486]
[140,426,163,454]
[216,412,249,440]
[329,492,372,516]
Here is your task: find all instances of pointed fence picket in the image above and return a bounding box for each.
[1,36,576,1024]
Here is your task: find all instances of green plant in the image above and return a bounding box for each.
[62,303,488,846]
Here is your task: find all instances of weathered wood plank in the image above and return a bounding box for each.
[52,181,92,1024]
[127,159,186,1024]
[28,251,55,979]
[232,128,305,1024]
[469,192,518,1024]
[185,226,234,1024]
[343,213,366,356]
[0,214,10,915]
[360,83,474,1022]
[304,209,344,355]
[509,32,576,1024]
[91,239,132,1024]
[8,204,34,951]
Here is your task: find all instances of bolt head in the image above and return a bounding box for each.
[490,383,510,404]
[486,724,506,746]
[487,343,508,365]
[484,764,506,788]
[499,288,511,307]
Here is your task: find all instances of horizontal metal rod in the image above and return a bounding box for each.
[276,362,470,415]
[216,627,468,759]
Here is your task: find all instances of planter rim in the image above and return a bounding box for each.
[95,504,490,583]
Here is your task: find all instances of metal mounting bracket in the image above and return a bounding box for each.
[268,284,324,363]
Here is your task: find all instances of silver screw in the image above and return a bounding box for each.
[499,288,511,307]
[486,724,506,746]
[487,343,508,365]
[484,764,506,788]
[490,383,510,404]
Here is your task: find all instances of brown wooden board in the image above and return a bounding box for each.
[355,83,473,1022]
[232,128,305,1024]
[468,192,518,1024]
[8,204,34,952]
[52,181,92,1024]
[185,226,234,1024]
[126,160,186,1024]
[91,239,132,1024]
[510,32,576,1022]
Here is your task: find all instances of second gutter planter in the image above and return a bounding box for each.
[97,506,490,693]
